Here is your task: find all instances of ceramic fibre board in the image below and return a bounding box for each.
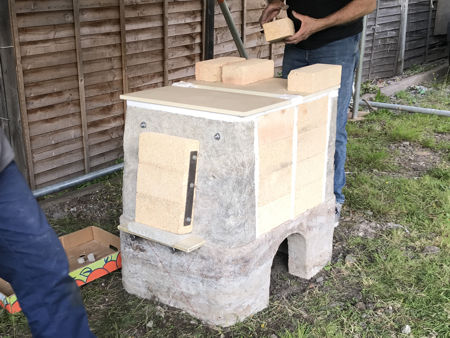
[120,86,290,117]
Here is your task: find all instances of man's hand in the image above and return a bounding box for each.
[285,0,376,44]
[285,11,323,44]
[259,0,284,27]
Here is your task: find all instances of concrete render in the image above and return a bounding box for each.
[122,106,257,248]
[120,94,338,326]
[121,200,334,327]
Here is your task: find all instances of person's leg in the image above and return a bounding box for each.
[281,44,309,78]
[308,34,361,206]
[0,162,94,338]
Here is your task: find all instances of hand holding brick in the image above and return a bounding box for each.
[263,18,295,43]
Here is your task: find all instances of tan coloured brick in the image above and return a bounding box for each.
[259,138,293,176]
[195,57,245,82]
[295,153,326,189]
[257,195,291,235]
[136,163,188,202]
[222,59,274,85]
[294,179,324,216]
[139,132,199,169]
[258,166,292,206]
[135,193,192,234]
[297,127,327,161]
[297,97,329,133]
[263,18,295,43]
[258,108,294,145]
[136,132,199,234]
[288,64,342,94]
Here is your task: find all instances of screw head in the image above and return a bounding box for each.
[214,133,221,140]
[185,217,191,223]
[192,154,197,161]
[140,121,147,128]
[189,182,194,188]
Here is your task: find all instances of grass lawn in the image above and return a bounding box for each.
[1,79,449,337]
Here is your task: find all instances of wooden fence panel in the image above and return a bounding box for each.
[8,0,448,188]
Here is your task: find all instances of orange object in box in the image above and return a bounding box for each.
[0,226,121,314]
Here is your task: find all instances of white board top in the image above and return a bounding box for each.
[120,86,290,117]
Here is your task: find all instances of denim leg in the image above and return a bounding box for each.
[281,44,309,78]
[307,34,361,204]
[0,162,94,338]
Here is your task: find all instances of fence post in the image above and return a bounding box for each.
[397,0,409,74]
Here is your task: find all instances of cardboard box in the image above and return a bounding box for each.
[0,226,121,314]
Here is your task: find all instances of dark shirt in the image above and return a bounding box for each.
[286,0,363,49]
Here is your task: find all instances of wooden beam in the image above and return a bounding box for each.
[72,0,90,173]
[0,0,28,176]
[396,0,408,75]
[119,0,128,113]
[7,0,35,187]
[163,0,169,86]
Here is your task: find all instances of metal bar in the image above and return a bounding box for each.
[32,163,124,198]
[242,0,247,46]
[361,100,450,117]
[204,0,215,59]
[352,15,367,119]
[217,0,248,58]
[183,151,198,226]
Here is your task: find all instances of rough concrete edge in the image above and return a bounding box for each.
[380,61,449,97]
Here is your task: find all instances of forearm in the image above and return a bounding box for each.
[318,0,376,31]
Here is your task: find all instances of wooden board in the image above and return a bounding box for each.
[118,223,205,253]
[120,86,290,117]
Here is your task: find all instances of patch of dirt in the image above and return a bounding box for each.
[388,141,445,177]
[39,178,123,232]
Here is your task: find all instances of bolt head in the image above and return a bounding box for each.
[214,133,221,140]
[140,121,147,128]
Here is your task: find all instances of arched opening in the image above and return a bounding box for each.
[270,238,289,296]
[270,233,309,296]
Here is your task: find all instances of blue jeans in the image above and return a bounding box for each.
[282,34,361,204]
[0,162,94,338]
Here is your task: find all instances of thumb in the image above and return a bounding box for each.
[292,10,305,21]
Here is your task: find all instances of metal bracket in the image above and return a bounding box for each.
[184,151,198,226]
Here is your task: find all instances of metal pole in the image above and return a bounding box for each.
[32,163,124,198]
[361,100,450,117]
[203,0,215,60]
[352,15,367,119]
[217,0,248,58]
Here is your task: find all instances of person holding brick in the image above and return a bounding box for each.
[260,0,376,224]
[0,129,94,337]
